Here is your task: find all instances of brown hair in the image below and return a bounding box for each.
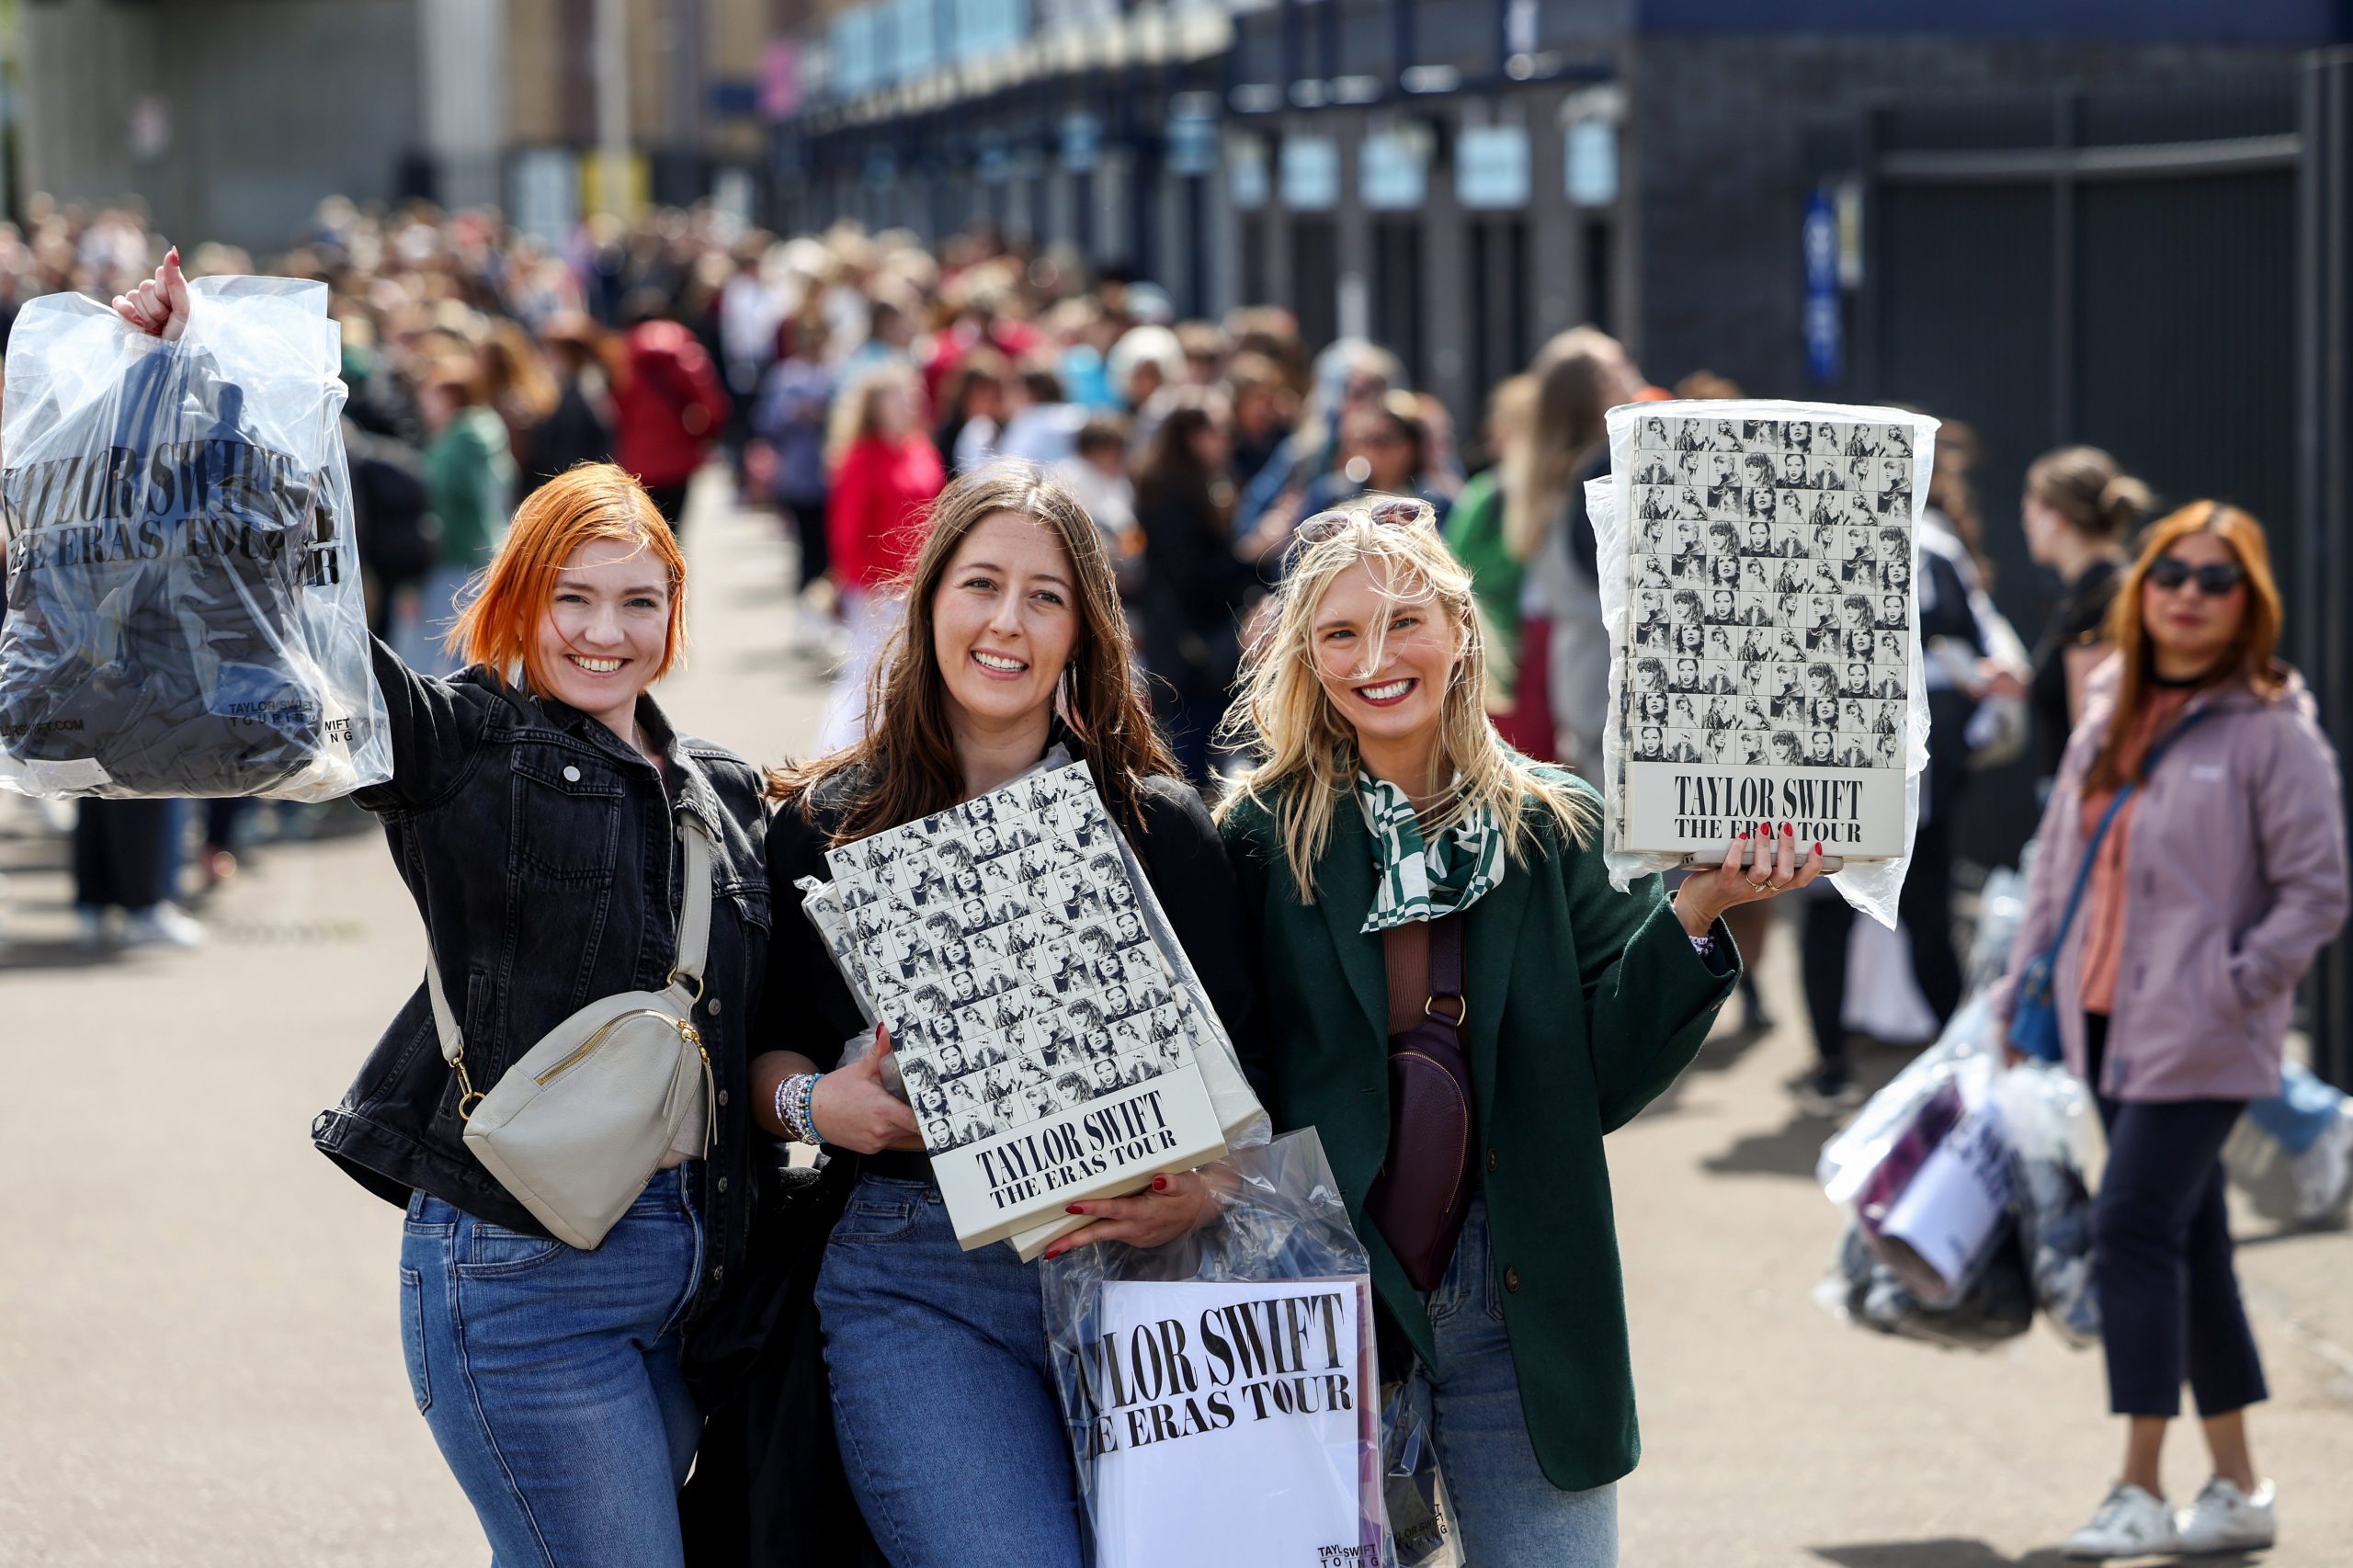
[2025,445,2152,541]
[1504,326,1626,562]
[448,463,686,689]
[766,465,1178,841]
[2086,500,2284,790]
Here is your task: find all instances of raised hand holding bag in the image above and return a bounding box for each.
[1365,913,1476,1291]
[426,808,718,1248]
[2009,709,2213,1063]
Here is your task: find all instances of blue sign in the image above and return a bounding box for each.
[1803,188,1841,383]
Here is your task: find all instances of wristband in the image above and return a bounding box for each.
[1688,933,1718,960]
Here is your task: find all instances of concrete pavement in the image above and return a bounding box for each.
[4,479,2347,1565]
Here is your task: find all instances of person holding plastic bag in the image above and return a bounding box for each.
[709,466,1270,1567]
[1990,503,2347,1559]
[104,263,776,1563]
[1216,496,1821,1564]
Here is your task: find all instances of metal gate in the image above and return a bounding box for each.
[1838,59,2353,1085]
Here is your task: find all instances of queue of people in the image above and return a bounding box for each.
[8,198,2350,1566]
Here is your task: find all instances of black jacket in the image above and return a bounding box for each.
[2,341,356,795]
[311,639,771,1317]
[677,752,1268,1566]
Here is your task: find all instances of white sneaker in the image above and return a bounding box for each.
[119,902,204,949]
[74,905,112,950]
[2290,1104,2353,1223]
[2065,1482,2178,1559]
[2175,1475,2277,1553]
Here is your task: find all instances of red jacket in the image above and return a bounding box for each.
[827,434,944,590]
[614,321,730,488]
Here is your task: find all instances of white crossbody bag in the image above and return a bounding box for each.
[426,809,718,1249]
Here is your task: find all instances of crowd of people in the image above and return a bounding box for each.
[6,194,2353,1562]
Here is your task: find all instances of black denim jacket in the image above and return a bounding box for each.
[312,639,770,1314]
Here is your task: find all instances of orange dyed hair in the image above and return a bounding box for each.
[2087,500,2283,790]
[446,463,688,692]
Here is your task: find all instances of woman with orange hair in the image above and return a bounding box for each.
[112,256,773,1567]
[1991,503,2347,1559]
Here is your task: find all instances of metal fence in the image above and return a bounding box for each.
[1837,60,2353,1085]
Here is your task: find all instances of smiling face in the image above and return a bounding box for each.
[1310,558,1462,779]
[931,511,1081,736]
[532,536,674,736]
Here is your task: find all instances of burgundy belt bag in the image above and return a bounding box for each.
[1364,913,1476,1292]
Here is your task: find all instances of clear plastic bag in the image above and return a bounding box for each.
[1586,399,1939,928]
[1995,1058,2100,1346]
[1040,1131,1459,1568]
[1,276,387,801]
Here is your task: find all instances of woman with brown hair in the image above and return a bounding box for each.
[1991,504,2347,1558]
[1133,387,1254,781]
[721,466,1269,1566]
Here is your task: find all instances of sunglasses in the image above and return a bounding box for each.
[1287,495,1439,555]
[2147,556,2245,597]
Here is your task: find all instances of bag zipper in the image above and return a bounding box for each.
[534,1008,699,1085]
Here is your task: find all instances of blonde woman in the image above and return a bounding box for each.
[1216,496,1820,1563]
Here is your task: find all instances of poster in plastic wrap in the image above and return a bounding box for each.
[0,276,390,801]
[1591,401,1938,891]
[822,763,1229,1251]
[1080,1276,1380,1568]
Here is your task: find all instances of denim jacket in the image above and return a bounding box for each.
[312,639,771,1313]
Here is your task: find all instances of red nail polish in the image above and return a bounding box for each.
[1152,1176,1169,1192]
[1814,841,1824,856]
[1066,1204,1085,1215]
[1782,822,1793,836]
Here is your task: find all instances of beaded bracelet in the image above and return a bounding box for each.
[798,1073,828,1147]
[773,1074,798,1141]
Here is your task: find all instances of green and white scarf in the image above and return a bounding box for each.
[1356,772,1505,934]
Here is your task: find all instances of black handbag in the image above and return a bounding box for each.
[1364,913,1477,1291]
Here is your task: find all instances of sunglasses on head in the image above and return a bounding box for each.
[1288,496,1439,554]
[2147,556,2245,597]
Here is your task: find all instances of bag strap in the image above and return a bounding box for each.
[427,807,717,1115]
[2044,706,2217,955]
[1425,912,1466,1029]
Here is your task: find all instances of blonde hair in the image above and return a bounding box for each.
[1213,497,1597,901]
[825,362,918,472]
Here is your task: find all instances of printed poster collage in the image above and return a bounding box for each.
[1620,412,1918,778]
[821,767,1202,1155]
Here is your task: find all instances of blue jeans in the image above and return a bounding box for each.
[1409,1197,1620,1567]
[814,1174,1086,1568]
[400,1167,706,1567]
[2245,1060,2346,1156]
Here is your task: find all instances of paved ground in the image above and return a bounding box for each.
[4,478,2348,1566]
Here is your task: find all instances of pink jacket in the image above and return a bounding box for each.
[1990,657,2347,1102]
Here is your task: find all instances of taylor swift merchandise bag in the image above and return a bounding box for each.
[0,275,389,800]
[1040,1130,1462,1568]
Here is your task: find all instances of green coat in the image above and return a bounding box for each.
[1221,778,1736,1492]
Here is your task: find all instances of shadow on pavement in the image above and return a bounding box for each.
[1813,1537,2273,1567]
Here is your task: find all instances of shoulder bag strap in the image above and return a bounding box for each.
[1426,911,1466,1029]
[2043,706,2217,955]
[425,809,718,1111]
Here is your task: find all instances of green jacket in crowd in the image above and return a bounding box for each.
[1440,467,1523,691]
[425,404,517,571]
[1221,775,1736,1492]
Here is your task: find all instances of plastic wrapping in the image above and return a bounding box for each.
[0,276,387,801]
[1996,1060,2100,1346]
[1041,1131,1459,1568]
[1586,399,1939,928]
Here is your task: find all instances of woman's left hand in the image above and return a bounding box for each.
[1673,823,1825,938]
[111,247,191,341]
[1044,1171,1220,1259]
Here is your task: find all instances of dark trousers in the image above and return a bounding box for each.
[73,799,182,911]
[779,492,829,592]
[2086,1013,2268,1418]
[1800,805,1964,1074]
